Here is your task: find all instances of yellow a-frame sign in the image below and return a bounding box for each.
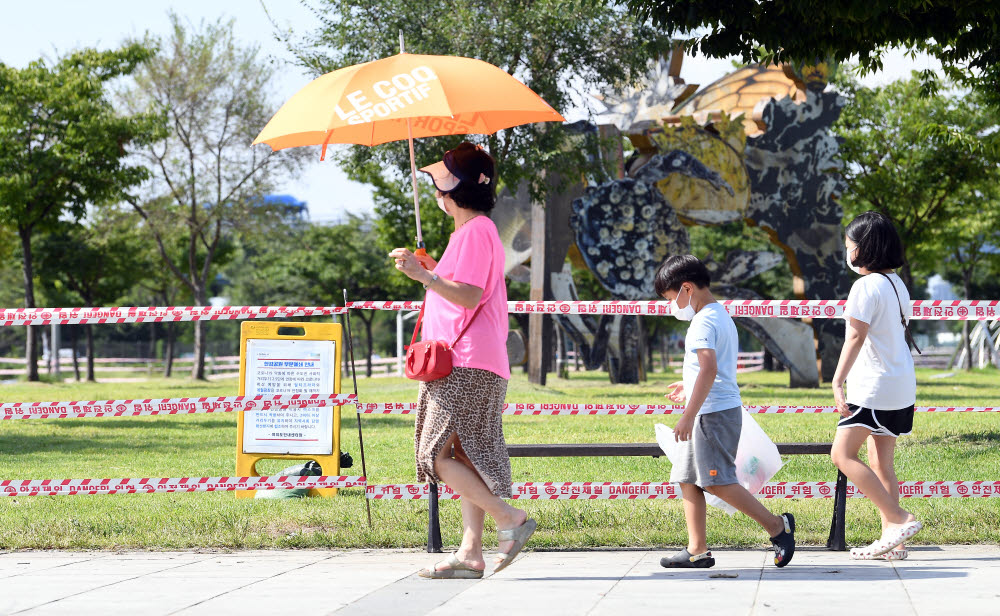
[236,321,342,498]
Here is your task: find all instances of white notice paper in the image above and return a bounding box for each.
[243,339,336,455]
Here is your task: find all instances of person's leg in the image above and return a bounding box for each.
[680,482,709,555]
[704,484,784,537]
[832,427,914,527]
[868,434,901,541]
[433,432,527,566]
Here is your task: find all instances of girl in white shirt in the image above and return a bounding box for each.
[831,211,922,560]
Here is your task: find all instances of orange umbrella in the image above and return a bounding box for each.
[253,49,564,254]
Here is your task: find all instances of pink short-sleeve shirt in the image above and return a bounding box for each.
[421,216,510,379]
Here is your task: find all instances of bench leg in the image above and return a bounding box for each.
[826,469,848,551]
[427,482,443,553]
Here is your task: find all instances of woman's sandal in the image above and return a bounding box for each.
[493,517,537,573]
[418,553,485,579]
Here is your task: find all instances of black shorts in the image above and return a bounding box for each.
[837,404,914,438]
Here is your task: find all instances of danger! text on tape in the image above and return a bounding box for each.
[356,403,1000,415]
[1,394,357,420]
[0,306,345,326]
[348,300,1000,321]
[0,475,366,497]
[366,480,1000,500]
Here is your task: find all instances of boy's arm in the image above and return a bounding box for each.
[674,348,717,441]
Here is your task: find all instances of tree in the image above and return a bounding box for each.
[834,74,1000,290]
[281,0,674,251]
[230,214,396,377]
[120,14,305,379]
[0,45,164,380]
[35,212,151,381]
[624,1,1000,109]
[938,179,1000,369]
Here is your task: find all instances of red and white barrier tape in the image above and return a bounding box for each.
[0,300,995,325]
[366,480,1000,500]
[357,403,1000,415]
[9,398,996,420]
[0,305,345,326]
[1,394,357,420]
[0,475,366,497]
[349,299,1000,321]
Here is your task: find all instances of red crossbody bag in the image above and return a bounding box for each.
[405,300,484,382]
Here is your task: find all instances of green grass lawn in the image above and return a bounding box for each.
[1,368,998,550]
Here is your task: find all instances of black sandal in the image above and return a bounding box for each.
[770,513,796,568]
[660,548,715,568]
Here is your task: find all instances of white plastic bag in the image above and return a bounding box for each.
[655,408,783,515]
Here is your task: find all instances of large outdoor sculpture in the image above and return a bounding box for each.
[494,53,849,386]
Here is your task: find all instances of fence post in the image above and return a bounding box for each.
[826,469,848,551]
[427,482,443,553]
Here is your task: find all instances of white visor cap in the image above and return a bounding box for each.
[418,160,461,193]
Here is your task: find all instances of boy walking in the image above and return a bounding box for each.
[655,255,795,569]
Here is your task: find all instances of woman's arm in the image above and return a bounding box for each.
[389,247,483,309]
[832,317,870,416]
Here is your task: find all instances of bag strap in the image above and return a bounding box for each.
[409,301,426,348]
[877,272,922,355]
[409,297,486,349]
[451,302,485,348]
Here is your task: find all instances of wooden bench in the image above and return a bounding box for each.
[425,442,848,553]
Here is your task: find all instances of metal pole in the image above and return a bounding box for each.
[427,483,443,553]
[342,291,373,528]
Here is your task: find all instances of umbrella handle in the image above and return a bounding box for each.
[415,247,429,270]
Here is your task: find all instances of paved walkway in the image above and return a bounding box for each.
[1,546,997,615]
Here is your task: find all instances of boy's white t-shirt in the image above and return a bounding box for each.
[683,302,742,414]
[843,272,916,409]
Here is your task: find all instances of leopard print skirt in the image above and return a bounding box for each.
[414,367,512,498]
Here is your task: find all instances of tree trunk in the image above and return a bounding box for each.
[71,326,80,381]
[898,262,915,294]
[148,321,157,375]
[85,324,95,382]
[191,288,207,380]
[164,322,176,377]
[356,312,374,378]
[18,226,39,381]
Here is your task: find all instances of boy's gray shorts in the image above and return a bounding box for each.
[669,406,742,488]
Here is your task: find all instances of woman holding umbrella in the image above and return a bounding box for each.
[390,142,536,578]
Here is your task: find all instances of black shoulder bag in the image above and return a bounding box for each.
[877,272,922,355]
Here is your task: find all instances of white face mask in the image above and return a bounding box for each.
[671,286,696,321]
[435,194,448,214]
[846,247,861,275]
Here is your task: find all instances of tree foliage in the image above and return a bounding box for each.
[229,212,396,375]
[833,73,1000,290]
[0,44,165,379]
[282,0,674,253]
[120,13,306,379]
[35,212,151,380]
[624,1,1000,108]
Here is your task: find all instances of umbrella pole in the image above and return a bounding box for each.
[407,118,427,257]
[399,30,426,257]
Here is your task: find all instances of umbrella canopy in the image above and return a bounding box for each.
[253,53,565,156]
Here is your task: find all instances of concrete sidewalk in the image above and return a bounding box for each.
[1,546,997,615]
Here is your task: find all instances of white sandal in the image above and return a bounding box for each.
[851,547,908,561]
[850,520,922,559]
